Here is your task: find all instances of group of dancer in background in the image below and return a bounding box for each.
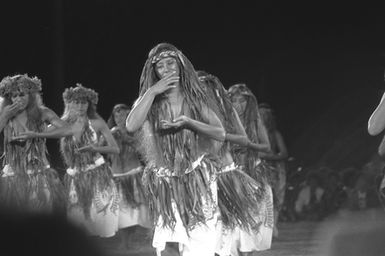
[0,42,288,256]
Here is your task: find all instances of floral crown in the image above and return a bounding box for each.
[0,74,42,98]
[62,83,98,105]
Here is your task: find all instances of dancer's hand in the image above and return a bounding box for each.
[76,144,97,153]
[2,102,23,119]
[11,130,38,141]
[150,72,179,96]
[160,115,190,129]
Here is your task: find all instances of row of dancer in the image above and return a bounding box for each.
[0,42,288,256]
[0,76,150,239]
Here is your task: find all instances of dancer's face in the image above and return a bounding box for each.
[11,91,29,110]
[232,94,247,115]
[114,108,129,127]
[71,100,89,116]
[155,57,180,80]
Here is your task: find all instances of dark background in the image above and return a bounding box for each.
[1,0,385,172]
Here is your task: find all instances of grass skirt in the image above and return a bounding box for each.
[113,167,151,229]
[64,162,119,237]
[0,165,66,213]
[142,154,220,232]
[217,163,266,232]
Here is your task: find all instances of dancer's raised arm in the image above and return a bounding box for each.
[126,72,179,132]
[368,92,385,135]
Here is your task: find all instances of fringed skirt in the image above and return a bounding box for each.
[269,161,287,211]
[64,157,119,237]
[245,159,275,187]
[113,166,151,229]
[230,184,274,254]
[143,154,220,255]
[215,162,267,256]
[0,164,66,214]
[217,162,266,231]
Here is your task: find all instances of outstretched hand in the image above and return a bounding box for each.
[11,130,37,141]
[160,115,190,129]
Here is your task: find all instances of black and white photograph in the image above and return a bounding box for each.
[1,1,385,256]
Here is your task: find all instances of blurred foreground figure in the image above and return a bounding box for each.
[0,209,105,256]
[316,209,385,256]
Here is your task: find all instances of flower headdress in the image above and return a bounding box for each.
[62,83,98,105]
[0,74,42,98]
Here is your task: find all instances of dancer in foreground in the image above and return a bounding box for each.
[126,43,225,256]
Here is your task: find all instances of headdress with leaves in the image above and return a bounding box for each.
[62,83,98,105]
[0,74,42,98]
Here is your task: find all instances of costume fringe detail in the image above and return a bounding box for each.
[142,154,220,232]
[217,164,266,232]
[113,168,146,208]
[64,163,113,219]
[0,167,66,212]
[0,118,65,212]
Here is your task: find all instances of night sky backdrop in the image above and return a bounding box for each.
[1,0,385,172]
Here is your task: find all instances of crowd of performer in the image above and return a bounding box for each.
[0,42,290,256]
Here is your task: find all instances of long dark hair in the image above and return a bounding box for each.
[137,43,209,171]
[228,83,261,145]
[259,103,278,152]
[107,104,130,129]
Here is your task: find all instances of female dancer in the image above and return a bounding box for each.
[0,74,65,213]
[16,84,120,237]
[107,103,150,248]
[126,43,225,256]
[228,83,274,256]
[197,71,270,256]
[259,103,288,238]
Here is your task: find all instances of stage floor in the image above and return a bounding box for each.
[105,209,385,256]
